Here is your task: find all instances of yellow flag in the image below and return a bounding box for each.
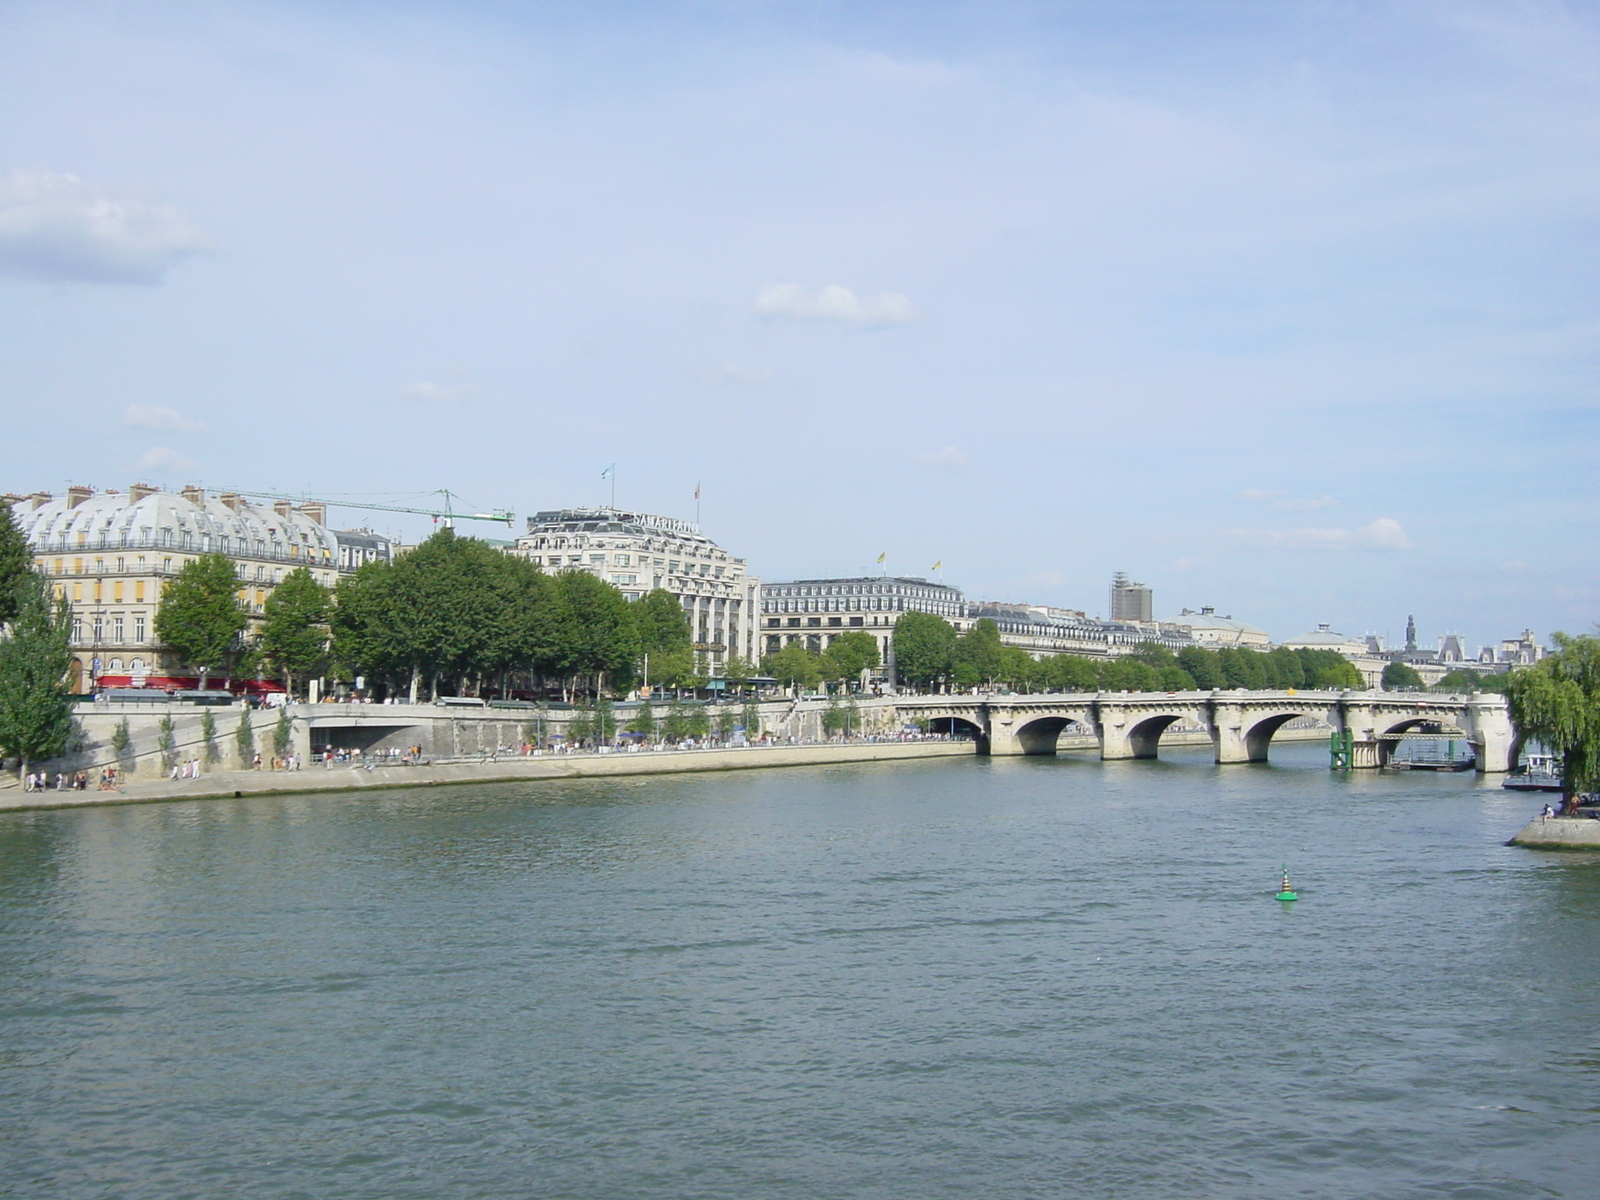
[931,561,942,571]
[876,551,887,563]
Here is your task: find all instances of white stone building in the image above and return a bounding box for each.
[511,508,760,673]
[8,485,388,692]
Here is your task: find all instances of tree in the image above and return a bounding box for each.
[819,631,880,690]
[235,711,255,766]
[740,700,762,741]
[1178,646,1225,690]
[997,646,1040,691]
[155,553,249,688]
[200,709,220,764]
[1042,654,1099,691]
[1505,632,1600,808]
[951,619,1004,689]
[258,567,332,699]
[0,573,75,779]
[0,499,32,627]
[272,707,292,759]
[627,699,657,741]
[1314,660,1364,689]
[549,569,642,694]
[634,588,691,655]
[892,611,957,690]
[764,643,821,692]
[1382,661,1425,691]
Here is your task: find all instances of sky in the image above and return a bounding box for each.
[1,0,1595,649]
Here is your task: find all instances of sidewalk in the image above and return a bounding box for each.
[0,740,975,812]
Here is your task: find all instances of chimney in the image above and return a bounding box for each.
[273,500,293,519]
[296,501,328,526]
[180,485,205,506]
[218,492,244,513]
[129,482,158,503]
[66,485,93,509]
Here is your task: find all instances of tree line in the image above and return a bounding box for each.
[150,528,708,700]
[886,610,1367,692]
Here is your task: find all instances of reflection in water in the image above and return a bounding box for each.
[1,746,1596,1200]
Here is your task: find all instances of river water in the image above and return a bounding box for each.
[2,744,1597,1199]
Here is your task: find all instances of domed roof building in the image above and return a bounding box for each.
[7,485,385,693]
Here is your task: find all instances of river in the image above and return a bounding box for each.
[2,744,1596,1199]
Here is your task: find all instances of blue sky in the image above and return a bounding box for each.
[1,0,1595,649]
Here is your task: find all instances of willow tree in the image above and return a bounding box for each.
[1505,633,1600,808]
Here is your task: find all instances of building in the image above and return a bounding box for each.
[1171,606,1272,648]
[511,507,759,672]
[966,602,1195,658]
[1108,571,1153,623]
[8,485,390,692]
[760,577,964,675]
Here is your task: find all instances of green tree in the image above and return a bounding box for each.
[951,619,1004,689]
[156,554,250,688]
[662,699,692,742]
[764,643,822,692]
[740,700,762,742]
[627,698,657,741]
[0,573,75,779]
[157,714,177,772]
[647,647,700,691]
[1382,661,1425,690]
[723,656,757,688]
[892,611,957,690]
[819,631,880,690]
[235,711,255,766]
[549,570,642,694]
[200,709,220,764]
[1042,654,1099,691]
[715,706,737,740]
[634,588,691,655]
[272,707,291,759]
[1505,632,1600,806]
[258,567,332,699]
[110,716,131,759]
[593,694,617,745]
[684,703,710,740]
[0,499,32,627]
[566,702,594,745]
[1178,646,1225,689]
[997,645,1039,691]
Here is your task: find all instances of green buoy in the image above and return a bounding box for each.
[1275,864,1298,902]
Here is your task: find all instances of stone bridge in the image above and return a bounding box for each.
[893,690,1515,772]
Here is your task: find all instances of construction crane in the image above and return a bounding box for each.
[218,487,514,529]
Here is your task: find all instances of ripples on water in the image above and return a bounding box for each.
[2,744,1597,1199]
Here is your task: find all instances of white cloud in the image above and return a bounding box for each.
[692,360,771,385]
[133,446,197,475]
[124,403,204,433]
[1236,487,1286,501]
[402,381,477,404]
[916,446,969,468]
[0,168,208,284]
[1352,517,1414,550]
[1227,517,1413,551]
[753,282,918,326]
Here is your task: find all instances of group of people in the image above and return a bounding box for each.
[22,769,120,792]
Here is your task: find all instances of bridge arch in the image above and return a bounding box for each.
[1012,715,1096,756]
[1376,717,1473,768]
[1126,713,1183,759]
[1241,713,1309,763]
[928,715,988,754]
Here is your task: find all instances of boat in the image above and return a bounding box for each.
[1502,753,1564,792]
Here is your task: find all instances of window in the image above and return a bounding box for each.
[137,556,145,571]
[134,616,146,642]
[614,554,630,567]
[610,574,637,585]
[808,617,821,627]
[116,557,125,572]
[787,617,800,628]
[162,557,173,573]
[849,616,864,626]
[112,616,124,642]
[109,657,122,672]
[92,616,103,643]
[73,558,83,574]
[255,566,265,580]
[71,618,83,642]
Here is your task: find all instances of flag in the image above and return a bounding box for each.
[600,464,613,479]
[876,552,886,564]
[931,561,941,571]
[694,481,701,500]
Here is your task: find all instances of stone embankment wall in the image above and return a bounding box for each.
[1509,817,1600,849]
